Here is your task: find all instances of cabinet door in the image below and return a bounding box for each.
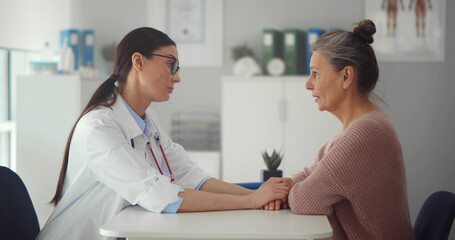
[282,80,341,177]
[16,75,81,227]
[16,75,104,227]
[222,77,283,182]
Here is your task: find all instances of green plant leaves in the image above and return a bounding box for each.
[262,149,283,171]
[230,43,256,62]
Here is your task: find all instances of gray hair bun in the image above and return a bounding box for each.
[353,19,376,44]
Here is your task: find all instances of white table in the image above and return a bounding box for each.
[100,206,332,240]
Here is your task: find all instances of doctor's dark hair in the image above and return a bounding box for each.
[50,27,176,206]
[312,19,379,96]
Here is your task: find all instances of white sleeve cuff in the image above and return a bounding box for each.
[139,175,182,213]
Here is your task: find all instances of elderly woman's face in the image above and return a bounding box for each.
[305,51,345,113]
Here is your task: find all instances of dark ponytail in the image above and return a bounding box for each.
[50,27,175,206]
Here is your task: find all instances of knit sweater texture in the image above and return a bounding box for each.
[288,109,415,240]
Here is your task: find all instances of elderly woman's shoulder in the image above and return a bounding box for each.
[352,108,389,127]
[324,109,400,167]
[345,109,398,143]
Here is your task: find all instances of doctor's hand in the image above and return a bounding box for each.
[263,199,289,211]
[261,178,293,211]
[249,177,291,209]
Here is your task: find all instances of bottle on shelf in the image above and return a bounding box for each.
[57,38,76,74]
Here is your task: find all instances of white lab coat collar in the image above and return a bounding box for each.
[110,94,144,140]
[109,94,160,144]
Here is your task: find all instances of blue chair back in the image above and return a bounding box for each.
[0,166,40,240]
[234,182,265,190]
[414,191,455,240]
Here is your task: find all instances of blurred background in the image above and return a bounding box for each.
[0,0,454,237]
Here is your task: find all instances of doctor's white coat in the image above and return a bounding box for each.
[36,96,209,240]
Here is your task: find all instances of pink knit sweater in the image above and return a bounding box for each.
[288,109,415,240]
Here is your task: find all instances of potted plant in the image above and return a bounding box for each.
[261,149,283,181]
[230,43,261,77]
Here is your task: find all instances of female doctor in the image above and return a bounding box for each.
[37,27,291,240]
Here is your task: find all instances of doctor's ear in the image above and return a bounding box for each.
[131,52,144,71]
[342,66,355,90]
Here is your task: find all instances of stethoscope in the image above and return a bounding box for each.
[130,130,175,183]
[148,133,175,183]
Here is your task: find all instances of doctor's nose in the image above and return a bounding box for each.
[172,73,181,83]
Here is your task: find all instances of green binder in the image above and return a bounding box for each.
[283,29,306,75]
[262,29,282,75]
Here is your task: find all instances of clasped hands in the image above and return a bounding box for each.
[253,177,293,211]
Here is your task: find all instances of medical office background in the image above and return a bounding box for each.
[0,0,454,238]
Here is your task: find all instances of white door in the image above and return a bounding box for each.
[222,77,283,182]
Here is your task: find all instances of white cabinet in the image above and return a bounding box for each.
[16,74,105,228]
[187,151,220,179]
[221,76,340,182]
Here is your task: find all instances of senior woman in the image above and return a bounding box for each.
[265,20,415,240]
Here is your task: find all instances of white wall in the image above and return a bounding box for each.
[69,0,148,75]
[10,0,455,237]
[0,0,70,51]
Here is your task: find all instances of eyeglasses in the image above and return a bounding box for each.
[149,53,180,75]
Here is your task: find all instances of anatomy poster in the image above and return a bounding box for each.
[365,0,445,62]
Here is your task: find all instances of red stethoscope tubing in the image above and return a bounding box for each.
[149,142,175,183]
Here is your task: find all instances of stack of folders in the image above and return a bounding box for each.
[262,29,283,75]
[170,112,220,151]
[306,29,325,75]
[81,30,95,67]
[283,29,306,75]
[61,29,95,70]
[262,28,326,76]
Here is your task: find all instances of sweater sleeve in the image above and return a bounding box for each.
[289,115,400,216]
[288,161,345,215]
[291,143,328,184]
[288,121,373,215]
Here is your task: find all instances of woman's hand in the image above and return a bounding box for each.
[263,199,290,211]
[279,177,294,189]
[262,178,293,211]
[249,177,292,209]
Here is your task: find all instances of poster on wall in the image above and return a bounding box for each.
[365,0,445,62]
[168,0,205,43]
[147,0,222,67]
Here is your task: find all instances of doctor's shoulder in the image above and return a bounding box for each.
[75,107,119,133]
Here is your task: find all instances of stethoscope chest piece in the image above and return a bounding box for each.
[149,132,174,183]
